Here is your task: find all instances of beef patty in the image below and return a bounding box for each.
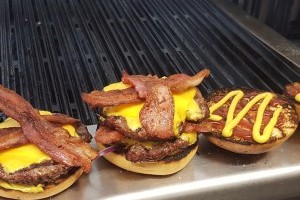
[0,160,76,185]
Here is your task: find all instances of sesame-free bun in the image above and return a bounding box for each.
[206,134,292,154]
[97,142,198,175]
[0,168,83,200]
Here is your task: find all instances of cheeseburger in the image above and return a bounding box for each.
[0,85,98,199]
[82,69,210,175]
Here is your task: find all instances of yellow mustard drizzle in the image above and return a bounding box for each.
[209,90,282,143]
[295,93,300,102]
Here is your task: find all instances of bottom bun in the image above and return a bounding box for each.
[206,135,291,154]
[97,142,198,175]
[0,168,83,200]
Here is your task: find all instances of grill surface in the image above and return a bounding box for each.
[1,0,299,125]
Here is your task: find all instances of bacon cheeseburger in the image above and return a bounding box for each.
[82,69,210,175]
[184,88,298,154]
[0,85,97,199]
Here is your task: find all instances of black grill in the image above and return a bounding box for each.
[1,0,299,125]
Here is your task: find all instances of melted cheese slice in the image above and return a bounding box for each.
[103,82,201,144]
[0,180,43,193]
[0,111,78,193]
[295,93,300,102]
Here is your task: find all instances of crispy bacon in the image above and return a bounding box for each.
[0,127,27,150]
[183,121,254,141]
[140,84,175,139]
[285,82,300,97]
[0,85,97,173]
[165,69,210,93]
[194,89,210,120]
[82,88,142,107]
[42,113,80,124]
[122,71,159,98]
[83,69,210,107]
[122,69,210,98]
[196,88,298,142]
[95,126,124,145]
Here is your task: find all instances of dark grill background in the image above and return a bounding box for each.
[1,0,300,125]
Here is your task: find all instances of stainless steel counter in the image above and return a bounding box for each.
[52,125,300,200]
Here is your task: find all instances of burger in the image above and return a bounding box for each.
[0,85,98,199]
[82,69,210,175]
[183,87,298,154]
[284,82,300,121]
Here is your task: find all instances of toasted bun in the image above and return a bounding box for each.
[0,168,83,200]
[205,87,298,154]
[97,142,198,175]
[206,135,292,154]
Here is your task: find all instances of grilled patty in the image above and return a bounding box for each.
[0,161,75,185]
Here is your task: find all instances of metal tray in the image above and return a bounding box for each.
[52,125,300,200]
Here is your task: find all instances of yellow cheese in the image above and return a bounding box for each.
[295,93,300,102]
[0,111,78,174]
[0,144,51,174]
[180,132,197,144]
[0,180,43,193]
[103,82,201,143]
[0,110,80,193]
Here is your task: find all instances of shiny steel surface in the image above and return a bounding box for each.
[52,125,300,200]
[212,0,300,68]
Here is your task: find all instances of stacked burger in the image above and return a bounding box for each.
[0,85,98,199]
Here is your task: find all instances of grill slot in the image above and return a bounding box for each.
[0,0,299,124]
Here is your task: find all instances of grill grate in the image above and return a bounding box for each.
[1,0,299,125]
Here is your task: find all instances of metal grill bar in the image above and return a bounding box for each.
[0,0,299,125]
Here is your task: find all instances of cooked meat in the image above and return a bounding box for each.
[126,139,190,162]
[75,124,93,143]
[0,121,93,151]
[0,84,97,173]
[0,128,27,151]
[103,116,151,141]
[82,87,142,108]
[0,161,74,185]
[193,89,210,120]
[95,126,124,145]
[140,84,175,139]
[83,69,210,107]
[122,69,210,98]
[42,113,80,124]
[190,88,298,142]
[165,69,210,93]
[285,82,300,97]
[122,71,159,98]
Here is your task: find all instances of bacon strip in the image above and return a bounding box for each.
[183,121,254,141]
[122,69,210,98]
[95,126,124,145]
[140,84,175,139]
[42,113,80,124]
[0,127,27,150]
[285,82,300,97]
[82,69,209,107]
[82,88,142,108]
[0,85,97,172]
[122,71,159,98]
[165,69,210,93]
